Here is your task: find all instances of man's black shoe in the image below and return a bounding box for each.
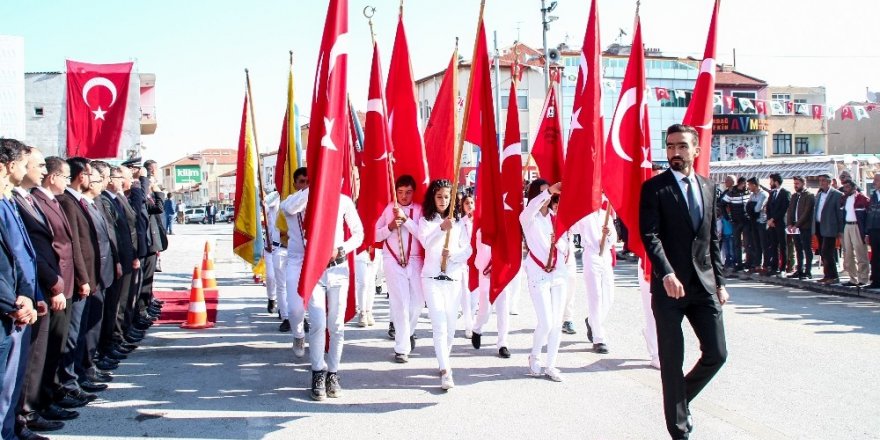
[68,388,97,402]
[103,349,127,361]
[310,370,327,401]
[304,317,310,333]
[267,299,277,314]
[95,359,119,371]
[54,394,87,409]
[279,319,291,332]
[87,372,113,383]
[585,317,594,343]
[498,346,511,358]
[866,282,880,289]
[124,334,143,344]
[388,322,395,340]
[593,343,609,354]
[24,413,64,432]
[112,344,134,354]
[39,404,79,421]
[16,427,49,440]
[801,272,813,280]
[471,332,481,349]
[79,380,108,392]
[786,271,803,279]
[99,355,120,365]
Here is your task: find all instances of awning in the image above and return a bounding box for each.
[709,162,834,181]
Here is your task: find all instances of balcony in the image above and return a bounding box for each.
[140,105,157,135]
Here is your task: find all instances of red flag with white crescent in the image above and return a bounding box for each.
[66,60,133,158]
[602,16,651,269]
[684,0,720,177]
[423,49,458,181]
[531,85,564,183]
[555,0,603,237]
[298,0,348,306]
[493,85,525,302]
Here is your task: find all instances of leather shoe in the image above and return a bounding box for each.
[87,372,113,383]
[16,427,49,440]
[267,299,277,314]
[79,380,108,392]
[68,388,97,402]
[498,346,511,358]
[25,414,64,432]
[471,332,481,349]
[95,359,119,371]
[593,343,609,354]
[119,342,137,350]
[124,334,143,344]
[113,344,134,354]
[104,349,128,360]
[54,394,87,409]
[278,319,291,332]
[40,404,78,421]
[99,355,120,365]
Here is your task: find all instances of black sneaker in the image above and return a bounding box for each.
[278,319,291,332]
[584,318,593,343]
[310,370,327,401]
[562,321,576,334]
[498,346,511,358]
[471,332,481,349]
[410,335,416,351]
[326,372,342,398]
[304,317,310,334]
[267,299,277,314]
[593,343,609,354]
[388,322,396,340]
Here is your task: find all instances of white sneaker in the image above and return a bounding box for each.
[440,372,455,390]
[527,355,543,376]
[357,312,368,328]
[545,367,563,382]
[465,329,473,339]
[293,337,305,358]
[650,356,661,370]
[366,310,375,326]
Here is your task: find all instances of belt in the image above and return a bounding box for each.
[846,221,858,225]
[327,257,345,268]
[272,241,287,249]
[431,273,454,281]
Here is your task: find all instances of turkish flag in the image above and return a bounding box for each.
[786,101,794,114]
[602,16,651,269]
[755,100,767,115]
[556,0,603,237]
[683,0,719,177]
[423,49,458,181]
[531,85,564,183]
[841,106,855,120]
[66,60,133,158]
[655,87,670,101]
[811,104,824,120]
[723,95,734,112]
[298,0,348,306]
[493,85,525,301]
[387,14,429,202]
[358,43,393,256]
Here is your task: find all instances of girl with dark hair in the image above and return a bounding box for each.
[519,179,570,382]
[458,193,477,339]
[418,179,472,390]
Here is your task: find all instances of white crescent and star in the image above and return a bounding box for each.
[321,117,337,151]
[694,57,716,129]
[609,88,637,162]
[82,76,118,120]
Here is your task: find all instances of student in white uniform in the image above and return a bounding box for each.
[375,175,424,363]
[355,249,382,327]
[264,191,281,317]
[459,194,477,339]
[570,201,617,354]
[639,260,660,369]
[281,183,363,401]
[520,179,569,382]
[265,191,293,333]
[279,168,310,358]
[470,228,513,358]
[419,179,472,390]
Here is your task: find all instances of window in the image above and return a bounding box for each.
[165,169,171,177]
[520,132,529,154]
[661,130,667,145]
[713,91,723,114]
[500,91,528,110]
[33,107,44,117]
[771,93,791,102]
[795,137,809,154]
[794,98,809,115]
[732,91,757,114]
[773,134,792,155]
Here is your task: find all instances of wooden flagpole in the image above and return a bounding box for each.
[245,69,273,254]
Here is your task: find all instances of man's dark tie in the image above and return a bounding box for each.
[683,177,701,231]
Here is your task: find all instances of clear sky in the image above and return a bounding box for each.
[2,0,878,166]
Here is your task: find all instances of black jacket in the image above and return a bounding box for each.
[766,187,791,225]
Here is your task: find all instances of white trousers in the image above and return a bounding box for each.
[265,250,277,300]
[423,276,462,372]
[307,264,349,373]
[459,274,477,333]
[638,261,658,360]
[386,257,424,355]
[285,253,307,339]
[582,255,614,344]
[355,251,380,313]
[273,247,289,319]
[526,259,567,370]
[562,258,578,322]
[508,263,525,313]
[472,272,511,347]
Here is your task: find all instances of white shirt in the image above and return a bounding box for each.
[265,192,281,245]
[519,190,571,267]
[374,202,424,264]
[671,169,703,215]
[570,209,617,262]
[279,192,306,256]
[418,214,472,279]
[36,186,55,200]
[279,188,364,258]
[845,195,857,222]
[815,190,827,222]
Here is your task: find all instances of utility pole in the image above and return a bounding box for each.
[494,30,502,147]
[540,0,558,90]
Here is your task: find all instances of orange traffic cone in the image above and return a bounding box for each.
[201,241,218,293]
[181,266,214,329]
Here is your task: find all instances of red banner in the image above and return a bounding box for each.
[66,60,133,158]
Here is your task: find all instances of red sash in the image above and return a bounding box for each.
[384,208,414,267]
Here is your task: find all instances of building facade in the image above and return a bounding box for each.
[160,148,237,204]
[828,102,880,155]
[767,86,828,158]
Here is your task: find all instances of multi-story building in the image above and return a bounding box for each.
[767,86,828,157]
[828,102,880,155]
[710,65,769,161]
[160,148,237,204]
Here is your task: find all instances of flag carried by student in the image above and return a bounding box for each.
[274,54,301,239]
[531,78,564,183]
[684,0,721,177]
[232,92,264,266]
[423,47,459,181]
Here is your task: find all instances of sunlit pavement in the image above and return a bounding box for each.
[51,223,880,439]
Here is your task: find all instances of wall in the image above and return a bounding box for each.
[828,106,880,155]
[24,71,141,158]
[0,36,24,139]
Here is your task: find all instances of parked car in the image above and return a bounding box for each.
[184,207,207,224]
[216,207,235,223]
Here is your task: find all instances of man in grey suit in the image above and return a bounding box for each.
[814,173,844,284]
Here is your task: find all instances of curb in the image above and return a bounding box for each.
[730,271,880,302]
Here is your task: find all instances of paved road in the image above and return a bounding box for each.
[52,223,880,440]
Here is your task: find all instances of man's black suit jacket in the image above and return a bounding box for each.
[13,191,63,299]
[766,187,791,225]
[57,190,99,292]
[639,169,725,296]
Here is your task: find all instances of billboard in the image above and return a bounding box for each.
[175,165,202,184]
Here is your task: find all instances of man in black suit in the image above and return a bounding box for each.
[30,157,81,422]
[764,173,791,276]
[640,124,728,440]
[118,165,147,343]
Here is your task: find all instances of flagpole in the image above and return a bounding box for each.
[441,0,484,274]
[598,202,612,256]
[245,68,273,254]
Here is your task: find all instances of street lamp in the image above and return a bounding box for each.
[541,0,558,90]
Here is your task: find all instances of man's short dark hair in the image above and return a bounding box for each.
[747,177,759,185]
[0,138,29,164]
[769,173,783,184]
[67,157,90,183]
[792,175,805,183]
[293,166,307,181]
[45,156,66,175]
[842,179,857,190]
[395,174,417,189]
[109,165,122,175]
[665,124,700,145]
[737,177,747,184]
[90,160,109,174]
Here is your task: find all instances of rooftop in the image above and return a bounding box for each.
[161,148,237,168]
